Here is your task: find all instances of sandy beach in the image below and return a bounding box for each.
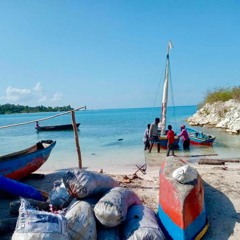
[1,150,240,239]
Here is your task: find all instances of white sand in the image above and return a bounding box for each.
[1,151,240,239]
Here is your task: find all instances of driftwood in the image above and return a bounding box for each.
[198,158,240,165]
[187,154,218,158]
[0,217,17,233]
[198,159,225,165]
[10,198,50,216]
[217,159,240,163]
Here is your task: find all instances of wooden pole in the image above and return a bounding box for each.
[71,110,82,168]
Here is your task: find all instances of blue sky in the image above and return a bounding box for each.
[0,1,239,109]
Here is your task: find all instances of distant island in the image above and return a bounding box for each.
[0,104,74,114]
[187,86,240,134]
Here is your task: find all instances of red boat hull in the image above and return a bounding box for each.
[158,157,208,239]
[0,140,56,180]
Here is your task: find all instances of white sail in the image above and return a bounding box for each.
[161,41,172,135]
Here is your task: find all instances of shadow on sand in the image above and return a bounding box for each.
[203,180,240,239]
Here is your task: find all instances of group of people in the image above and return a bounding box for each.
[143,117,190,156]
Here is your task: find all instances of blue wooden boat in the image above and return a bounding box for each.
[186,127,216,146]
[159,135,179,149]
[35,123,80,131]
[0,175,46,201]
[0,140,56,180]
[158,156,208,239]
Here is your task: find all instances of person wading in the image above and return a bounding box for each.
[149,117,161,153]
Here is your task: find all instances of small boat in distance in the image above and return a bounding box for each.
[158,156,208,239]
[35,121,80,131]
[0,140,56,180]
[186,127,216,146]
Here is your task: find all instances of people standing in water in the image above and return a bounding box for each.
[143,123,151,150]
[149,117,161,153]
[178,124,190,150]
[166,125,175,156]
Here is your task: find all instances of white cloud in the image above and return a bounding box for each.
[51,92,63,102]
[0,83,63,106]
[4,86,32,101]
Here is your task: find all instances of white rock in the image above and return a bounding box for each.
[187,99,240,134]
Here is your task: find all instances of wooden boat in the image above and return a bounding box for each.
[0,140,56,180]
[159,42,179,148]
[158,156,208,239]
[0,175,47,201]
[35,123,80,131]
[186,127,216,146]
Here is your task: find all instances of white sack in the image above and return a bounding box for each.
[172,165,198,184]
[12,198,69,240]
[62,168,119,198]
[65,200,97,240]
[94,187,141,227]
[122,205,166,240]
[49,180,72,209]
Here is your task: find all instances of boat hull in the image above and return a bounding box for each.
[158,157,208,239]
[189,138,215,146]
[159,135,179,149]
[0,175,45,201]
[36,123,80,131]
[0,140,56,180]
[186,127,215,146]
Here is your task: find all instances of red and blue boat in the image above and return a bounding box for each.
[186,127,216,146]
[158,156,208,239]
[0,140,56,180]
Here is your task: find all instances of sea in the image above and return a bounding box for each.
[1,106,240,173]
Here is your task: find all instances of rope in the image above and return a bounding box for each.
[169,61,177,128]
[0,106,86,129]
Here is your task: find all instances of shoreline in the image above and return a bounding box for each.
[1,150,240,239]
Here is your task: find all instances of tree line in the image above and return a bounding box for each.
[0,104,74,114]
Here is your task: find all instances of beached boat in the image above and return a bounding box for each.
[159,41,179,148]
[35,122,80,131]
[0,175,47,201]
[0,140,56,180]
[158,156,208,239]
[186,127,216,146]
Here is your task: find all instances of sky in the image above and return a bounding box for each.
[0,1,239,110]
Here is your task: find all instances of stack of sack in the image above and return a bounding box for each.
[12,168,166,240]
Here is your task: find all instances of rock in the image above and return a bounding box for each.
[187,99,240,134]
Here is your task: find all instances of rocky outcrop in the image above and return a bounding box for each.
[187,99,240,134]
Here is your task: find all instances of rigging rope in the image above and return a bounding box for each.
[169,61,177,129]
[151,63,165,119]
[0,106,86,129]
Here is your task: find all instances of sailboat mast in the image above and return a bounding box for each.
[161,42,172,135]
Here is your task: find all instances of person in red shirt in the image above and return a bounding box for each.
[167,125,175,156]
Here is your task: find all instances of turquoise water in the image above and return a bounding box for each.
[0,106,240,173]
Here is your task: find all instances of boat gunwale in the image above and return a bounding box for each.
[0,141,56,162]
